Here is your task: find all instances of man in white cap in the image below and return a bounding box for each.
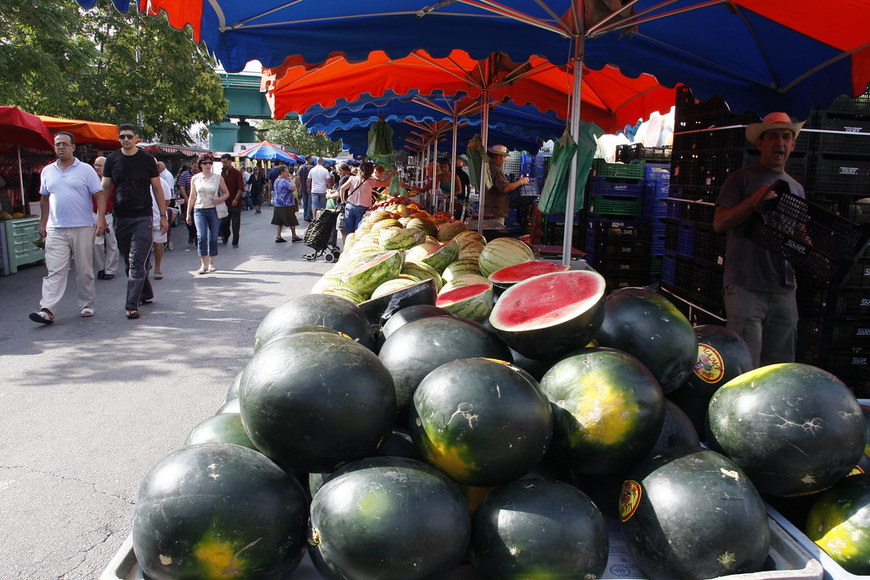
[713,112,806,368]
[485,144,529,224]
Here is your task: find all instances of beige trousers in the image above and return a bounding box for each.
[39,226,96,313]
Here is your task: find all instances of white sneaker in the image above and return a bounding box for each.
[196,266,207,274]
[207,265,217,273]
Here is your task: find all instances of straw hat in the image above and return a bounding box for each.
[487,144,509,156]
[746,112,805,144]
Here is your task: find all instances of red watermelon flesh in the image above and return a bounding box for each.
[489,270,606,360]
[488,260,570,286]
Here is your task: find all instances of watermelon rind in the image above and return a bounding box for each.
[478,238,535,277]
[489,270,607,360]
[488,260,571,291]
[344,250,404,298]
[436,283,494,322]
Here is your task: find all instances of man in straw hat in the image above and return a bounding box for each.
[485,144,530,224]
[713,112,806,368]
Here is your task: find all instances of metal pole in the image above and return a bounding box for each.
[562,36,584,266]
[17,146,25,210]
[450,118,458,218]
[431,136,439,212]
[477,88,490,233]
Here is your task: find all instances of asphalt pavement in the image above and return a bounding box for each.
[0,208,333,578]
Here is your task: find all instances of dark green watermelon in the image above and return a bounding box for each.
[378,315,512,419]
[667,324,754,434]
[539,347,665,475]
[409,357,553,486]
[595,287,698,393]
[240,331,396,473]
[254,293,373,351]
[620,446,771,580]
[806,472,870,574]
[470,478,608,579]
[184,413,256,450]
[309,456,470,580]
[707,363,864,496]
[254,324,347,353]
[648,399,701,457]
[225,370,242,402]
[377,304,453,349]
[133,443,308,580]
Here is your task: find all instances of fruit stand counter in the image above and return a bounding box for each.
[101,516,821,580]
[2,217,43,274]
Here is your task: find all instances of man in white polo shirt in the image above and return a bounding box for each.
[30,131,106,324]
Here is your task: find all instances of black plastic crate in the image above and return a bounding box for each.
[674,254,694,292]
[595,255,651,278]
[664,218,679,253]
[809,154,870,195]
[662,251,677,285]
[693,224,727,265]
[666,198,716,223]
[841,257,870,288]
[745,189,870,285]
[667,184,718,203]
[587,217,649,242]
[814,130,870,156]
[800,315,870,348]
[677,221,696,256]
[689,258,724,298]
[819,84,870,116]
[798,284,870,317]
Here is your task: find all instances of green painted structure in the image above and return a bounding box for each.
[208,72,273,152]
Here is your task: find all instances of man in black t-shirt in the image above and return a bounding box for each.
[102,123,168,319]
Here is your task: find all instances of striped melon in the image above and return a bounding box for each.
[407,217,438,237]
[436,283,494,322]
[323,286,367,304]
[421,240,459,273]
[405,242,441,263]
[453,230,488,248]
[380,227,425,250]
[371,278,420,299]
[402,262,444,291]
[442,259,482,282]
[345,250,405,298]
[440,274,491,294]
[458,240,485,262]
[478,238,535,277]
[370,218,402,232]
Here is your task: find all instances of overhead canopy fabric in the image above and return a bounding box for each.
[238,141,301,163]
[37,115,120,149]
[80,0,870,118]
[0,107,54,151]
[263,50,676,134]
[137,143,211,157]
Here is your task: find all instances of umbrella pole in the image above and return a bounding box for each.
[562,37,584,267]
[450,118,458,219]
[431,137,439,212]
[477,88,490,234]
[17,146,26,212]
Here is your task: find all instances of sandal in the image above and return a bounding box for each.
[126,309,140,319]
[139,299,153,306]
[80,307,95,318]
[291,236,303,242]
[275,238,287,243]
[29,308,54,325]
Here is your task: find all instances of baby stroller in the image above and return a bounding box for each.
[303,205,342,262]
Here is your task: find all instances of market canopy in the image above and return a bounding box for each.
[0,106,53,151]
[238,141,301,163]
[264,50,676,134]
[81,0,870,118]
[37,115,120,150]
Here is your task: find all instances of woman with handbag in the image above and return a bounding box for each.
[340,161,396,234]
[186,153,230,274]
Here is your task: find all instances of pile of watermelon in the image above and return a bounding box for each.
[128,216,870,579]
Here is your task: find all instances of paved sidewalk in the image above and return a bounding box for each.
[0,209,333,578]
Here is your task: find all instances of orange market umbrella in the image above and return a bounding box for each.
[263,50,675,135]
[37,115,120,150]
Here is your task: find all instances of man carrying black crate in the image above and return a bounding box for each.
[713,112,806,368]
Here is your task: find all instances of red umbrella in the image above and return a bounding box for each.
[0,106,54,210]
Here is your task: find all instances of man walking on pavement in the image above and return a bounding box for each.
[297,156,314,222]
[307,157,333,223]
[29,131,105,324]
[92,156,119,280]
[101,123,168,320]
[219,153,245,247]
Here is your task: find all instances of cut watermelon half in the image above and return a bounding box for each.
[489,270,606,360]
[436,283,494,322]
[488,260,571,294]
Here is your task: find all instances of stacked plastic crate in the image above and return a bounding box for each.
[663,87,775,323]
[795,86,870,395]
[643,163,671,279]
[584,158,650,289]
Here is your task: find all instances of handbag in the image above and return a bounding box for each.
[215,200,228,219]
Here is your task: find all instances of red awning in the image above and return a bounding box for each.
[37,115,120,150]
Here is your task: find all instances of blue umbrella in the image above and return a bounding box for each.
[238,140,299,163]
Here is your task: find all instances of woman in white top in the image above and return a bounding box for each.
[340,161,395,234]
[186,153,230,274]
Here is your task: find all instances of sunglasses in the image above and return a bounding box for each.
[200,161,214,165]
[119,134,135,140]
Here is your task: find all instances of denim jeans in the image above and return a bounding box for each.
[302,191,312,221]
[194,207,219,257]
[344,202,369,234]
[114,216,154,311]
[220,206,242,245]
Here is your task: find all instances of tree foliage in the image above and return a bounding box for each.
[258,119,343,158]
[0,0,227,144]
